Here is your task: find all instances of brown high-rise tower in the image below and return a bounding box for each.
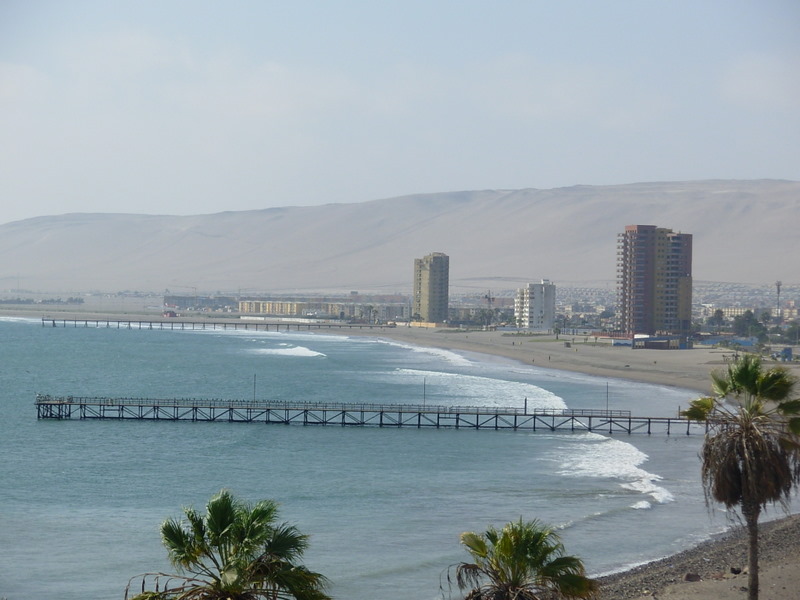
[617,225,692,336]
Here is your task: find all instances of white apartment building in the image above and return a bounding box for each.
[515,280,556,330]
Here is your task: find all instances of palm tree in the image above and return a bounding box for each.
[449,518,597,600]
[682,354,800,600]
[126,490,330,600]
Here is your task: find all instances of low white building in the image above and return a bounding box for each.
[515,280,556,330]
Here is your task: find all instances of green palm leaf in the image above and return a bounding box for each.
[451,519,597,600]
[127,490,330,600]
[777,399,800,416]
[681,396,717,421]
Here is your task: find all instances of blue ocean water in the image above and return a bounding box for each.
[0,318,730,599]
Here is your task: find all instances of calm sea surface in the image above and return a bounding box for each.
[0,318,738,599]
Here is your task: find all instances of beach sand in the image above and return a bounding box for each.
[6,308,800,598]
[341,325,800,395]
[596,514,800,600]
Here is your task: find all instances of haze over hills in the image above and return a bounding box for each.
[1,179,797,295]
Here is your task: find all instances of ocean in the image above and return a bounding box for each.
[0,317,735,599]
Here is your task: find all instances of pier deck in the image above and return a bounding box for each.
[42,317,393,332]
[35,395,704,435]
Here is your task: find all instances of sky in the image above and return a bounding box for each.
[1,0,799,225]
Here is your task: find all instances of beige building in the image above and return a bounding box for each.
[239,300,307,316]
[413,252,449,323]
[514,280,556,330]
[238,299,408,322]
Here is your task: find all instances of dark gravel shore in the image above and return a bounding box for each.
[595,513,800,598]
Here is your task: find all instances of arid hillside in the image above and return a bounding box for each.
[1,179,796,294]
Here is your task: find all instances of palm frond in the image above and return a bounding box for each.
[461,532,489,559]
[205,490,239,544]
[452,519,596,600]
[787,417,800,436]
[454,562,484,593]
[757,367,796,401]
[681,396,717,421]
[777,399,800,416]
[130,490,330,600]
[162,518,197,569]
[264,523,310,562]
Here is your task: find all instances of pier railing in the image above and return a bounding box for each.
[35,394,702,435]
[41,317,393,332]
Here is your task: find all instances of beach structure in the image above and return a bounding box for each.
[41,317,396,331]
[237,293,409,322]
[34,395,701,435]
[514,279,556,330]
[616,225,692,337]
[413,252,449,324]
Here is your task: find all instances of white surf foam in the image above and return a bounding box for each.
[249,346,326,358]
[0,316,41,324]
[393,368,566,409]
[553,433,675,504]
[375,339,474,367]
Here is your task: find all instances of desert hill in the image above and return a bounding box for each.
[1,179,797,294]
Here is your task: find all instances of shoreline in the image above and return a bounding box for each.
[13,306,800,394]
[327,325,799,396]
[595,513,800,599]
[6,309,800,597]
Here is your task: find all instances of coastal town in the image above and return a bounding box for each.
[3,3,799,598]
[5,224,796,363]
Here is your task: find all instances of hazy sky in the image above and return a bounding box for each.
[2,1,799,225]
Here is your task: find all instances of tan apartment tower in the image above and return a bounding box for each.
[413,252,449,323]
[617,225,692,336]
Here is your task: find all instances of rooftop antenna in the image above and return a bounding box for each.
[483,290,496,327]
[484,290,495,310]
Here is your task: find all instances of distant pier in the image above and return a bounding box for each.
[41,317,392,332]
[35,395,705,435]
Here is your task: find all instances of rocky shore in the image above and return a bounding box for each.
[596,514,800,599]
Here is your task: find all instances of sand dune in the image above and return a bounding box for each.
[1,179,797,293]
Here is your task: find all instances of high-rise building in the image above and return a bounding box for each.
[616,225,692,336]
[413,252,449,323]
[514,280,556,330]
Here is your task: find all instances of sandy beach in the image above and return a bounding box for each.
[6,307,800,598]
[596,513,800,599]
[337,325,800,395]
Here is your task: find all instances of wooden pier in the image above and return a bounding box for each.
[41,317,394,332]
[35,395,705,435]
